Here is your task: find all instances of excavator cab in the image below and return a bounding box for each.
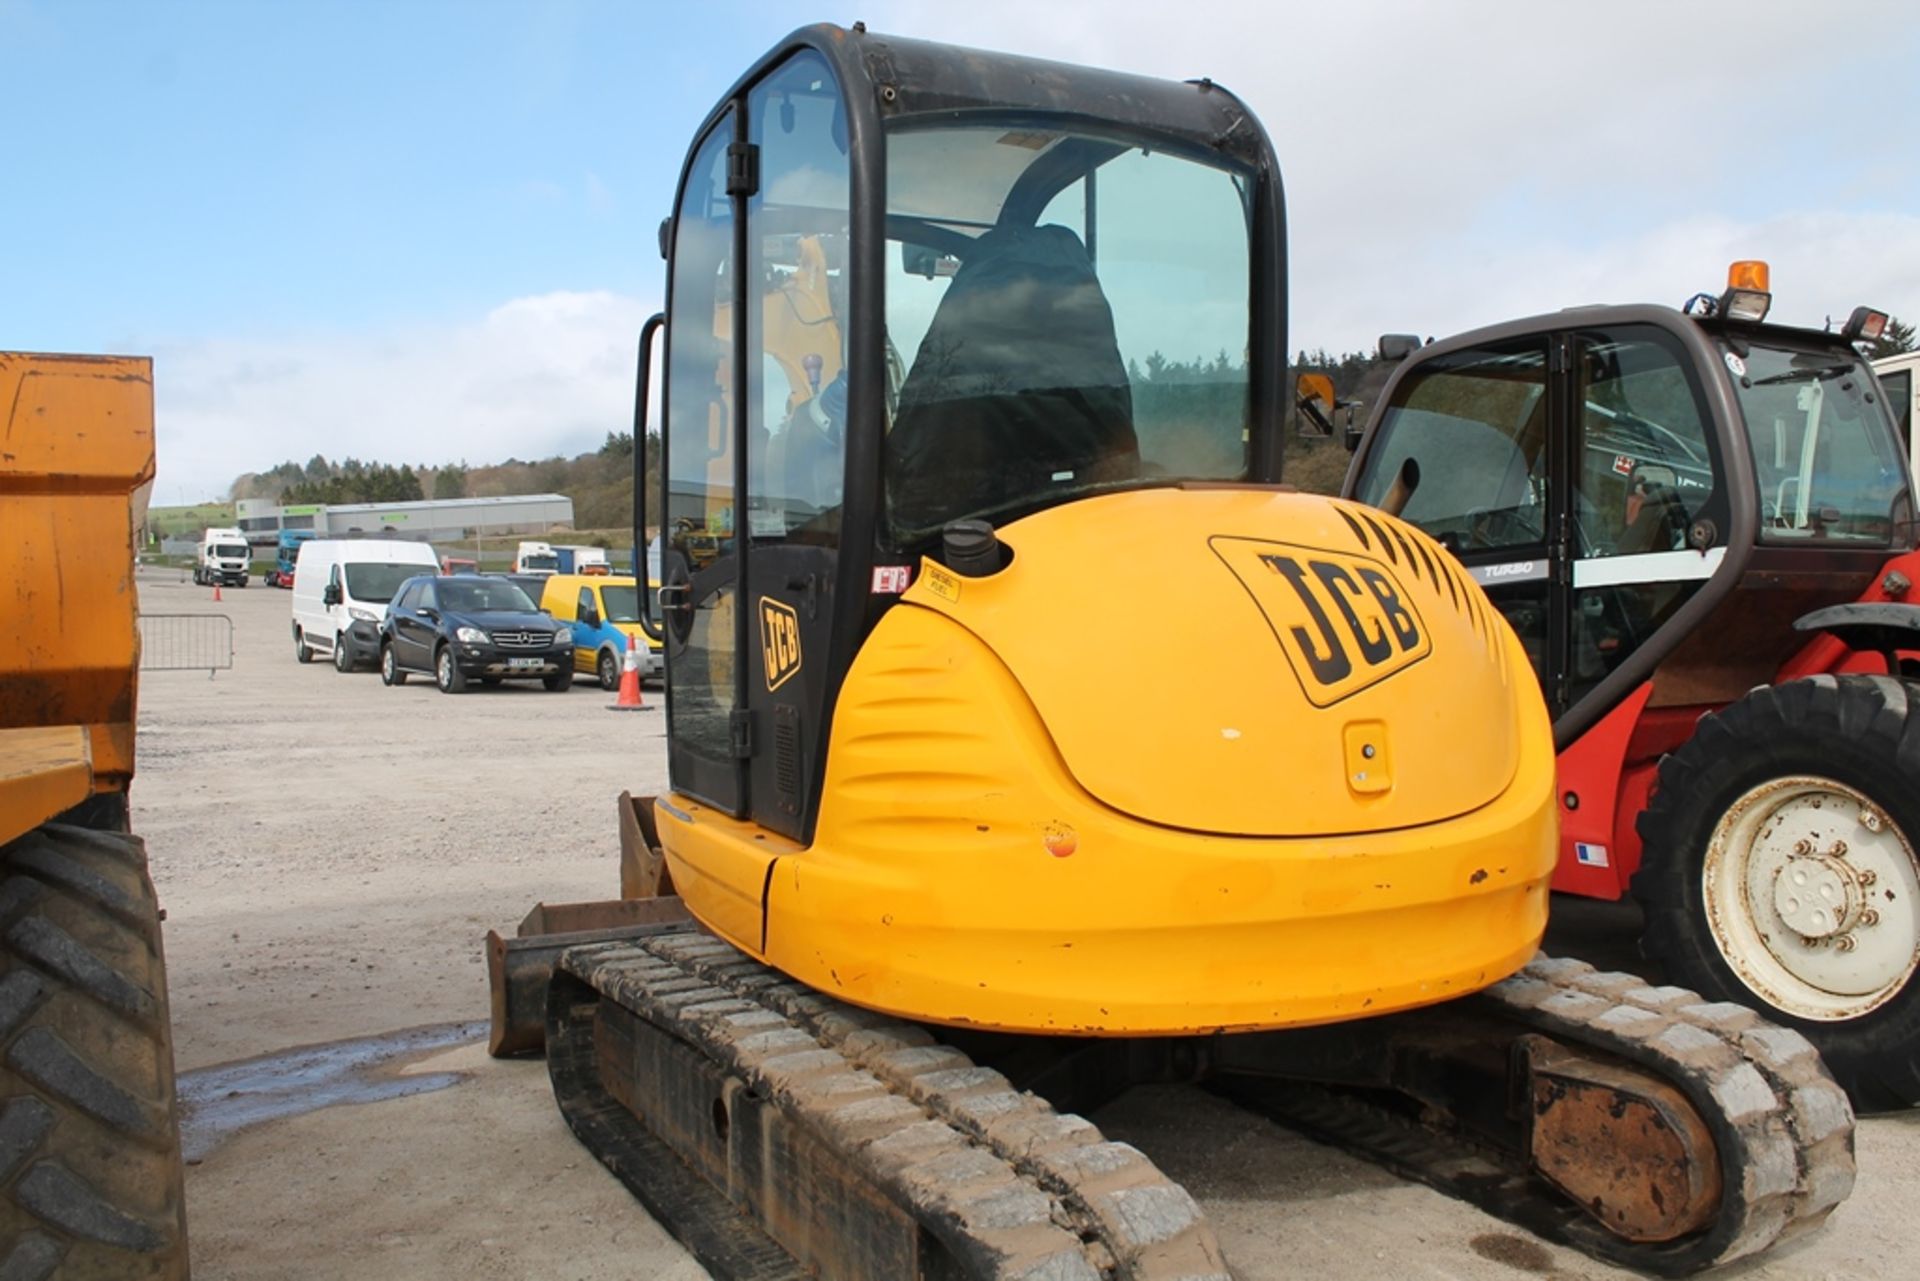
[638,27,1284,851]
[521,33,1856,1278]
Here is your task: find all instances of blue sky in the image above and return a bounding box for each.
[5,1,1918,501]
[4,1,773,345]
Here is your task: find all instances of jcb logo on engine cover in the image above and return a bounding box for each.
[1213,537,1430,707]
[759,597,803,692]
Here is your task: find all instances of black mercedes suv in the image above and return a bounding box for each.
[378,574,573,693]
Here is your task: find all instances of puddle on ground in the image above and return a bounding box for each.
[177,1020,485,1162]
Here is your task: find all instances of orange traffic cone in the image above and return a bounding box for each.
[608,633,653,712]
[212,582,223,603]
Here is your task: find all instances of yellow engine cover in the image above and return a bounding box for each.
[657,487,1558,1035]
[909,488,1522,836]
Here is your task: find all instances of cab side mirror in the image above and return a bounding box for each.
[323,584,341,607]
[580,604,600,629]
[1378,333,1423,362]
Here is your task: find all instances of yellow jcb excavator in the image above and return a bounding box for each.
[491,25,1857,1278]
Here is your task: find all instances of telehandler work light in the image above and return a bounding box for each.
[1844,304,1890,343]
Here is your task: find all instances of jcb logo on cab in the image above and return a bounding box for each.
[1212,537,1430,707]
[759,597,803,692]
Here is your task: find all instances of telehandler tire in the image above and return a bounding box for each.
[0,822,188,1279]
[1635,673,1920,1111]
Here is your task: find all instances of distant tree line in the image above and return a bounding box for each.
[1866,315,1917,361]
[226,432,664,531]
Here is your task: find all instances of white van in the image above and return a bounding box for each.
[194,527,251,588]
[291,539,439,672]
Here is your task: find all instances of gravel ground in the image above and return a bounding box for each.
[134,565,1917,1279]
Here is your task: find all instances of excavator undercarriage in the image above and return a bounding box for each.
[515,876,1855,1279]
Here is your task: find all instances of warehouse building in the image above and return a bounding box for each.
[233,493,574,546]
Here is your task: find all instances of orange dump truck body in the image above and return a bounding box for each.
[0,351,155,841]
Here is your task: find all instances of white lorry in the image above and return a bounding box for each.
[515,540,561,574]
[193,526,251,587]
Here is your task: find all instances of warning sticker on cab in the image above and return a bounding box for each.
[1212,536,1431,708]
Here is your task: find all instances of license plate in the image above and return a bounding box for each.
[507,657,543,671]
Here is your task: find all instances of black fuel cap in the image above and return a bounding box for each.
[942,520,1002,578]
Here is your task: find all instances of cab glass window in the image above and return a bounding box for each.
[882,126,1251,540]
[1572,328,1717,558]
[600,584,641,622]
[1730,343,1906,545]
[578,587,595,620]
[1354,342,1550,551]
[1876,366,1910,448]
[746,52,850,546]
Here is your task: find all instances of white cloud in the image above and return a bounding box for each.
[885,0,1920,350]
[152,290,654,502]
[148,1,1920,501]
[1296,210,1920,357]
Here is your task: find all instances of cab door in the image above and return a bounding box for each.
[1353,336,1572,709]
[739,51,850,843]
[572,585,597,674]
[662,112,747,815]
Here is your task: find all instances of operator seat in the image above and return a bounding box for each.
[886,223,1138,533]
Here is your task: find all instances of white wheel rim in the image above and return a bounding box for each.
[438,652,451,686]
[1703,774,1920,1020]
[382,648,393,679]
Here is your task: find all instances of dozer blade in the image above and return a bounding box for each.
[547,931,1229,1281]
[1214,954,1855,1276]
[486,897,693,1057]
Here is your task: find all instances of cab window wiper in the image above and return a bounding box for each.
[1751,362,1855,387]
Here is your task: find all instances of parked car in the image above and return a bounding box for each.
[492,572,558,607]
[291,538,440,671]
[379,574,573,693]
[540,573,665,690]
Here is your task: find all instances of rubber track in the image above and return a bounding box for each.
[0,824,188,1281]
[561,932,1230,1281]
[1242,953,1854,1276]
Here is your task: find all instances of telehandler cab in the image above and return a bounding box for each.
[498,29,1857,1279]
[1347,266,1920,1109]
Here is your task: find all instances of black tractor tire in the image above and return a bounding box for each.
[332,634,353,673]
[543,668,574,693]
[0,823,189,1279]
[1634,673,1920,1111]
[435,645,467,694]
[597,650,620,692]
[293,627,312,664]
[379,642,406,686]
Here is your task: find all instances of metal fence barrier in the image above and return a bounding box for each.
[140,614,234,676]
